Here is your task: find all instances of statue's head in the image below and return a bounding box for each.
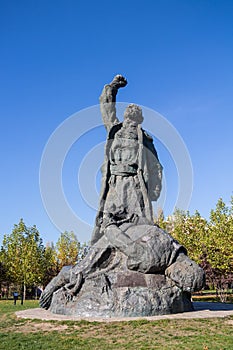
[124,104,144,125]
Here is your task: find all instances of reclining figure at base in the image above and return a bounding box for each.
[40,222,204,309]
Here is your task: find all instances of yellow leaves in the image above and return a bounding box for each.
[1,219,45,286]
[158,197,233,281]
[56,231,80,269]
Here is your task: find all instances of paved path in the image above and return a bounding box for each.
[16,302,233,322]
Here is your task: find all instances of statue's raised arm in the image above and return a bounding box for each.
[100,74,127,131]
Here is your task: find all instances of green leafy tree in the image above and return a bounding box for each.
[40,242,59,288]
[168,209,208,264]
[56,231,81,269]
[162,198,233,301]
[203,198,233,299]
[1,219,45,301]
[0,260,8,292]
[207,198,233,273]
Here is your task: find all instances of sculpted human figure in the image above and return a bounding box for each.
[40,75,205,314]
[40,222,204,309]
[92,75,163,245]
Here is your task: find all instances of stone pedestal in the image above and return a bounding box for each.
[49,269,193,318]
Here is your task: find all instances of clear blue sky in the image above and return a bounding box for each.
[1,0,233,244]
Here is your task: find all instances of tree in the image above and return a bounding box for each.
[56,231,81,269]
[154,207,166,229]
[202,198,233,299]
[208,198,233,273]
[0,260,8,293]
[161,198,233,301]
[168,209,208,264]
[1,219,45,302]
[40,242,58,288]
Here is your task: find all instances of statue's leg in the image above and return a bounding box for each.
[165,253,205,292]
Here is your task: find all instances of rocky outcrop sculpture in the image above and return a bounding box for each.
[40,75,205,317]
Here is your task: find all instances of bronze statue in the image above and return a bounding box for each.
[40,76,205,317]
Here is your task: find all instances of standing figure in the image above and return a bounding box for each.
[13,291,18,305]
[92,75,163,245]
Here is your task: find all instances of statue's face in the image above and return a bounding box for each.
[124,104,144,125]
[124,115,143,126]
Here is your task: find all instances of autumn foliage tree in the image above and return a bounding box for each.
[56,231,81,270]
[159,197,233,300]
[0,223,89,295]
[165,209,208,264]
[1,219,45,301]
[41,242,58,287]
[203,198,233,298]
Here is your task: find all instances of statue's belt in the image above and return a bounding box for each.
[110,164,138,175]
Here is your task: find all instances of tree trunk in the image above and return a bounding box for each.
[23,282,26,301]
[21,282,26,304]
[21,284,24,305]
[6,283,9,299]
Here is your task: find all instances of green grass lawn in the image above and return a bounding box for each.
[0,300,233,349]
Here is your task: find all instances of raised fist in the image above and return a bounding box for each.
[110,74,127,89]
